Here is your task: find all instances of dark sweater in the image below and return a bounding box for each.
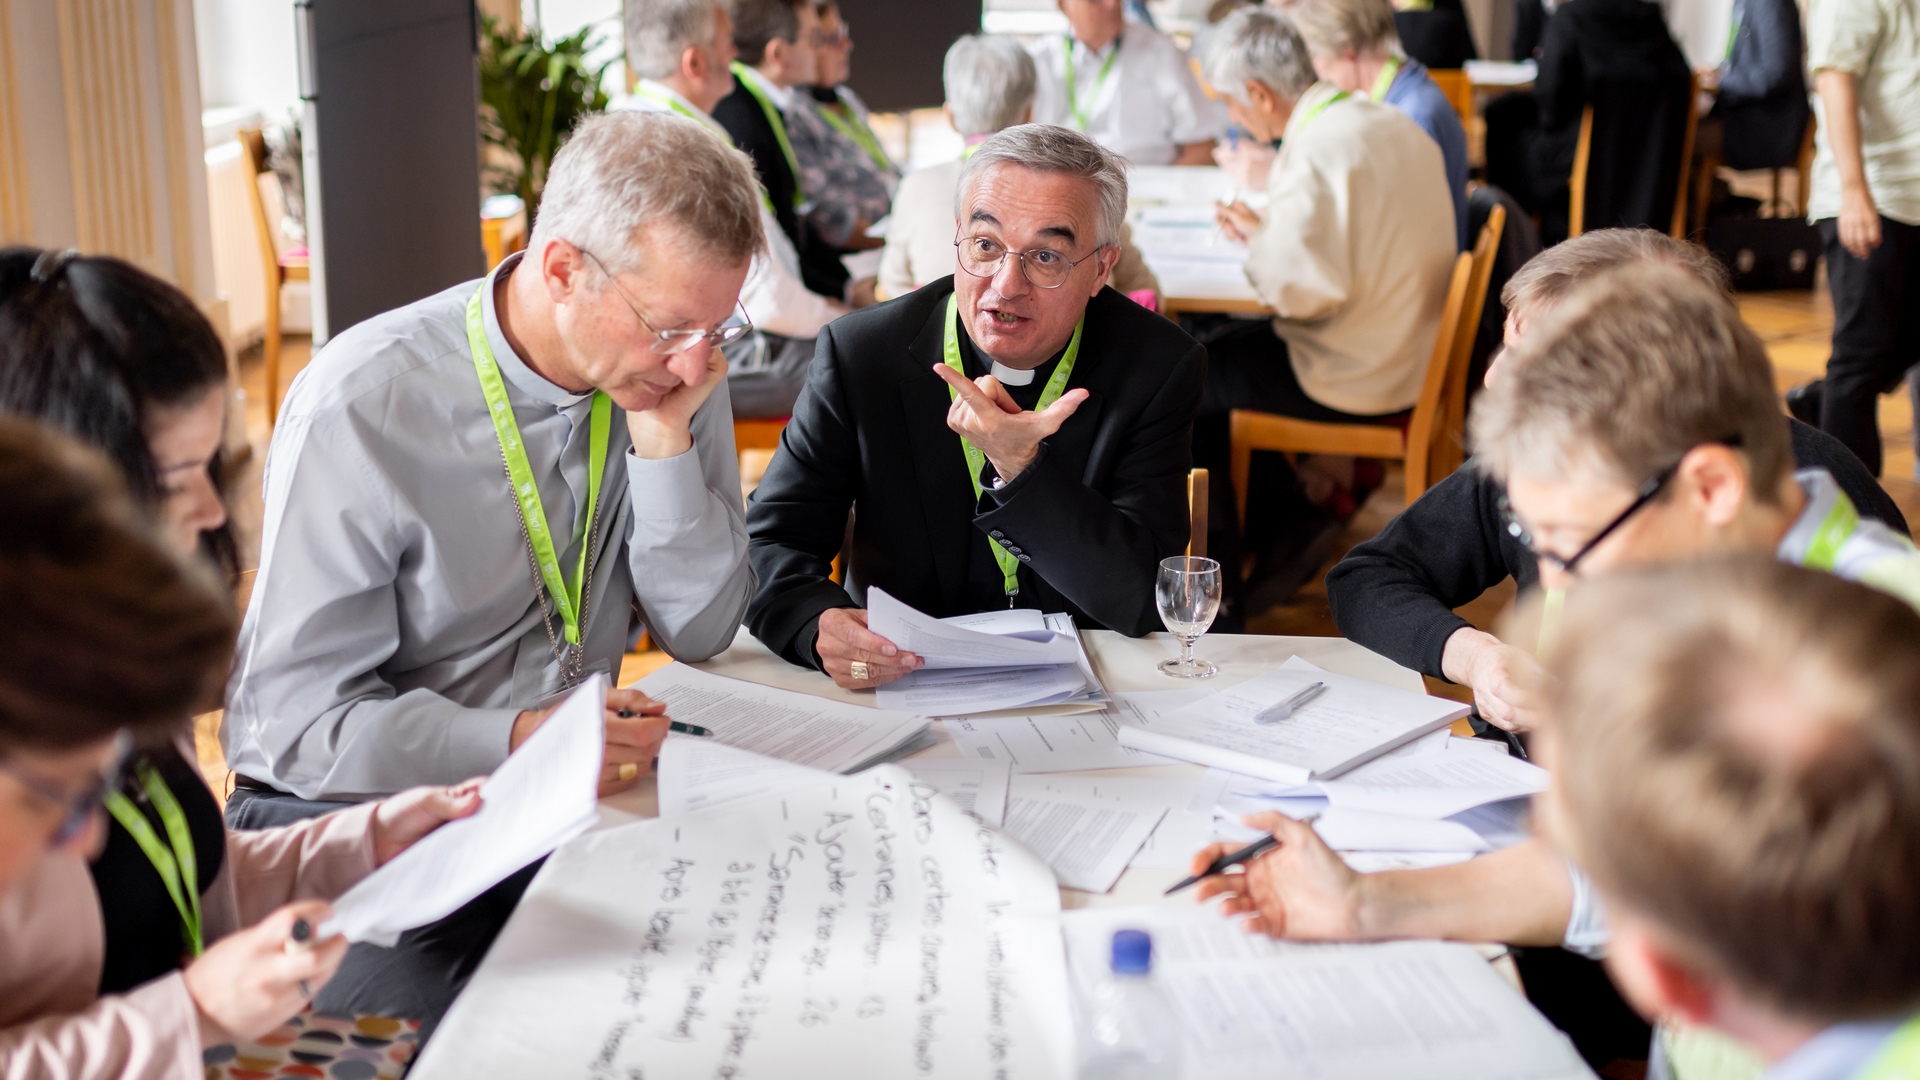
[1326,419,1910,680]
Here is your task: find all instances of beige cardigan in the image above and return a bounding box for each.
[1246,84,1458,416]
[877,156,1159,303]
[0,752,379,1080]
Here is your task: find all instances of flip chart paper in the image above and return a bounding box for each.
[633,663,928,774]
[867,587,1080,669]
[320,675,607,946]
[896,758,1012,827]
[411,767,1075,1080]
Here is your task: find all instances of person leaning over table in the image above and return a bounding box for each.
[877,34,1158,304]
[0,419,482,1079]
[614,0,847,419]
[1324,228,1906,734]
[1282,0,1470,250]
[222,111,763,823]
[785,2,899,258]
[1187,266,1920,1022]
[745,125,1206,689]
[1028,0,1222,166]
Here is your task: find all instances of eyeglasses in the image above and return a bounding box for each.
[0,729,132,848]
[810,26,850,47]
[578,249,754,354]
[1499,436,1743,575]
[954,235,1106,290]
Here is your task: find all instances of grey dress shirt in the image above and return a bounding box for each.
[222,253,753,800]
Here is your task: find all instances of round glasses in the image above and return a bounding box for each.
[0,728,132,848]
[579,249,754,354]
[954,235,1105,290]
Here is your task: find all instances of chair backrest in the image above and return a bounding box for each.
[1569,105,1596,239]
[1427,68,1474,129]
[1570,69,1695,239]
[1795,113,1818,217]
[1402,203,1507,498]
[1669,70,1700,239]
[236,128,282,287]
[1187,467,1209,559]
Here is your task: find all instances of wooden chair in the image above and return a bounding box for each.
[733,417,788,456]
[239,128,309,427]
[1427,68,1475,129]
[1228,204,1506,528]
[1568,71,1699,240]
[1187,467,1209,559]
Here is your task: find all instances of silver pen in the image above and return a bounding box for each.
[1254,681,1326,725]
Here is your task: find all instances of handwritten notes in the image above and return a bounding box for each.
[410,766,1074,1080]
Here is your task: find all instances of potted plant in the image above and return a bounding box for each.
[478,16,613,219]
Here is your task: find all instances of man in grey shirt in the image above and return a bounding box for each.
[223,111,763,821]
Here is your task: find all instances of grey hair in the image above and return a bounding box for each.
[954,124,1127,249]
[625,0,722,81]
[1286,0,1403,59]
[529,111,764,274]
[1203,6,1317,104]
[943,35,1037,137]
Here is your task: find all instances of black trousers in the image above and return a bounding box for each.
[224,786,541,1045]
[1819,215,1920,476]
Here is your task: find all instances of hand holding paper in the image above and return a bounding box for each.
[866,587,1079,669]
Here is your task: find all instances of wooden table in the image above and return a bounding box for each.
[1126,164,1274,322]
[603,627,1423,910]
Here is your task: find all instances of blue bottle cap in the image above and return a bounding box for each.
[1111,929,1152,975]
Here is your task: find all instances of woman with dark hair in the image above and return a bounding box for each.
[0,417,483,1078]
[0,246,236,575]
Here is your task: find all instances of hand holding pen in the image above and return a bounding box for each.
[1182,812,1370,941]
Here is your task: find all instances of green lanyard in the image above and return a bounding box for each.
[1368,57,1402,103]
[104,759,202,958]
[731,62,807,212]
[1062,34,1122,132]
[635,83,776,215]
[464,286,612,649]
[941,293,1084,599]
[1857,1015,1920,1080]
[1295,87,1352,133]
[1724,1,1743,61]
[1800,489,1861,572]
[814,96,893,173]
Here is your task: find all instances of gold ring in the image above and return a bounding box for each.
[849,660,870,680]
[618,762,639,783]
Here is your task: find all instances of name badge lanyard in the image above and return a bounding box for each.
[466,287,612,687]
[1295,87,1352,133]
[731,62,809,213]
[104,759,203,958]
[1062,35,1121,133]
[1367,57,1401,102]
[814,95,894,173]
[1857,1014,1920,1080]
[941,293,1084,602]
[634,85,778,216]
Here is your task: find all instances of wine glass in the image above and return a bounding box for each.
[1156,556,1222,678]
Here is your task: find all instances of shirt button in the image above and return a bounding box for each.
[1005,545,1022,554]
[989,530,1004,539]
[1018,554,1032,563]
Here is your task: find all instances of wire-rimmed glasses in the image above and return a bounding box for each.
[954,235,1105,289]
[579,249,753,354]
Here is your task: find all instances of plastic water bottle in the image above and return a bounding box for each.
[1076,929,1185,1080]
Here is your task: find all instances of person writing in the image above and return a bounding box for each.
[746,125,1205,688]
[0,418,478,1078]
[223,111,762,822]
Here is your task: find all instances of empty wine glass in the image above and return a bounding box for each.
[1156,556,1222,678]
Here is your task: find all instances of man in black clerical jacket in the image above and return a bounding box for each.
[746,125,1205,689]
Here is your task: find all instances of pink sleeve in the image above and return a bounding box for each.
[220,802,380,929]
[0,974,201,1080]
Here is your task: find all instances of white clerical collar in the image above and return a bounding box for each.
[735,63,796,112]
[482,252,592,409]
[991,361,1036,386]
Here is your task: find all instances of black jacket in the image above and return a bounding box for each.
[745,279,1206,669]
[1532,0,1693,233]
[1396,0,1477,70]
[713,80,851,301]
[1716,0,1810,170]
[1324,419,1909,680]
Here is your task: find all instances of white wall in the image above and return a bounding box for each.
[193,0,300,115]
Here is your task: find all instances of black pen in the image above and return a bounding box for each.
[1164,813,1320,895]
[616,708,711,737]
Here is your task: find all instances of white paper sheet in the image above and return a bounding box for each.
[877,662,1087,716]
[1002,775,1169,892]
[1130,206,1251,263]
[943,692,1199,773]
[1016,773,1212,873]
[632,663,928,774]
[1318,750,1549,820]
[1061,907,1591,1080]
[1312,807,1492,853]
[895,758,1012,827]
[655,736,828,818]
[411,767,1075,1080]
[867,587,1080,669]
[1116,657,1470,785]
[320,676,608,946]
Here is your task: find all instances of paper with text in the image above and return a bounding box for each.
[943,690,1202,772]
[656,737,829,818]
[896,758,1012,827]
[320,676,607,946]
[634,664,928,774]
[867,588,1080,669]
[1318,751,1548,820]
[877,663,1086,717]
[1062,907,1593,1080]
[411,767,1075,1080]
[1002,775,1170,892]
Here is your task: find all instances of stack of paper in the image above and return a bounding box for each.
[1116,657,1472,784]
[1061,906,1593,1080]
[943,689,1202,772]
[633,663,929,773]
[868,588,1106,716]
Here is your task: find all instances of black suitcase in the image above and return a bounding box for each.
[1705,215,1821,291]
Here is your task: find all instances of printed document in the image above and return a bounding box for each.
[896,757,1013,827]
[411,767,1075,1080]
[1062,906,1593,1080]
[1318,750,1548,820]
[655,736,828,818]
[321,676,607,946]
[867,587,1079,669]
[942,688,1204,772]
[633,663,928,774]
[1002,775,1171,892]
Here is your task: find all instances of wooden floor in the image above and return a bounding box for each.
[194,288,1920,787]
